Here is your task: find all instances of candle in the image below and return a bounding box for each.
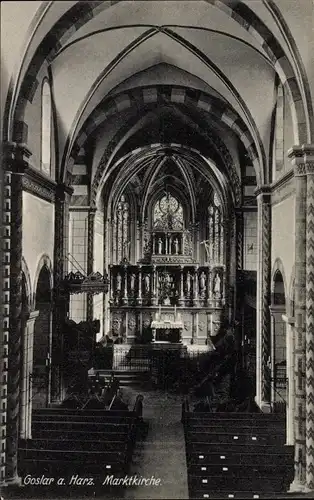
[174,305,176,319]
[159,304,161,317]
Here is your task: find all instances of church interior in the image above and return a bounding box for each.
[1,1,314,498]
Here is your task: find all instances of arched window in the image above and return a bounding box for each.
[153,193,184,230]
[41,80,52,176]
[112,194,130,263]
[274,83,284,178]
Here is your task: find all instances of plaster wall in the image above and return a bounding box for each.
[271,194,295,295]
[22,192,54,295]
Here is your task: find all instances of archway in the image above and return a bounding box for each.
[32,265,52,408]
[270,268,287,413]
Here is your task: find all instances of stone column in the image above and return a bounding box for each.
[255,186,272,410]
[86,208,96,321]
[52,183,73,403]
[138,266,142,305]
[269,309,276,408]
[305,152,314,489]
[283,314,295,446]
[207,268,212,302]
[4,143,31,484]
[193,267,199,306]
[20,311,39,440]
[179,266,184,306]
[123,266,128,305]
[288,146,307,491]
[152,266,157,306]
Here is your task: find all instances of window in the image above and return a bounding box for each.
[275,84,284,177]
[112,195,130,263]
[41,80,52,176]
[153,193,184,230]
[207,194,224,265]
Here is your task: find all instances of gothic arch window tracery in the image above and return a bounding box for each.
[153,193,184,231]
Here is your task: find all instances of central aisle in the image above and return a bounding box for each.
[125,389,189,500]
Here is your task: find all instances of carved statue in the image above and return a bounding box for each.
[157,237,163,254]
[116,273,122,292]
[144,274,150,293]
[201,240,213,262]
[174,238,179,255]
[130,273,136,290]
[199,271,206,292]
[123,241,130,261]
[214,273,221,296]
[186,271,191,294]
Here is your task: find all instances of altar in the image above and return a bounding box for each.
[151,307,184,343]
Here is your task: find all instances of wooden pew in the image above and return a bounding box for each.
[18,394,144,479]
[182,398,294,498]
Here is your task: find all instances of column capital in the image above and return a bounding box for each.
[288,144,314,175]
[254,185,271,199]
[3,141,32,173]
[55,182,74,200]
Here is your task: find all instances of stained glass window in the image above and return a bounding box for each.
[153,193,184,230]
[207,194,224,265]
[112,194,130,263]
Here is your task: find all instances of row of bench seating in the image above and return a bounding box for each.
[18,396,144,483]
[182,399,294,499]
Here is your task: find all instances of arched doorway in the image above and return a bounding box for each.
[270,268,287,412]
[32,264,52,408]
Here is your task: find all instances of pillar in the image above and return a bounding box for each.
[283,314,295,446]
[52,183,73,403]
[123,266,128,305]
[255,186,272,410]
[289,146,308,491]
[152,266,157,305]
[305,153,314,489]
[193,267,199,306]
[86,208,96,321]
[179,266,184,306]
[138,266,142,305]
[3,143,31,484]
[20,311,39,440]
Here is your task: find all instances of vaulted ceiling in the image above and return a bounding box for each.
[2,0,313,195]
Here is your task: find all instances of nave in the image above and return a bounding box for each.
[1,0,314,495]
[4,371,310,500]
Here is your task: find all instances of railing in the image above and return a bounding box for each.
[270,376,287,413]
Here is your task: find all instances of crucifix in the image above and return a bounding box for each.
[200,239,213,263]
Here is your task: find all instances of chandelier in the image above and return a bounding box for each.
[61,254,109,295]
